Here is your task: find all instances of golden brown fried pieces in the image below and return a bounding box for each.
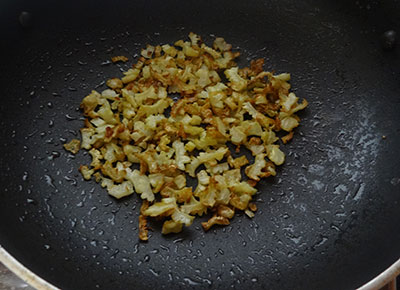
[111,55,129,63]
[63,139,81,154]
[68,33,307,239]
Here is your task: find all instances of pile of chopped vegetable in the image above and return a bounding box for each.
[63,33,307,241]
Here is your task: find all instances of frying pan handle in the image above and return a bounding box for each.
[358,258,400,290]
[385,279,397,290]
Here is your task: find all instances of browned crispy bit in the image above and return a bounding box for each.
[111,55,129,63]
[100,161,126,183]
[178,123,187,138]
[247,180,258,187]
[154,45,162,57]
[274,116,281,131]
[266,94,279,105]
[248,203,257,212]
[161,186,192,203]
[92,139,104,149]
[79,165,93,180]
[144,98,154,105]
[140,160,148,175]
[227,155,249,169]
[152,72,170,86]
[176,188,193,203]
[106,78,123,89]
[171,98,186,117]
[250,58,264,75]
[265,84,280,102]
[235,145,241,153]
[207,126,225,139]
[139,201,149,241]
[84,118,93,129]
[256,102,280,113]
[212,106,231,118]
[105,126,114,139]
[179,86,195,96]
[145,77,163,88]
[184,104,200,115]
[160,208,176,218]
[201,215,230,231]
[200,101,213,122]
[159,181,176,197]
[93,172,102,183]
[124,82,135,90]
[133,57,145,69]
[154,164,179,177]
[184,95,198,103]
[261,171,272,179]
[133,135,146,145]
[153,128,167,140]
[281,131,294,144]
[248,72,269,88]
[240,67,251,79]
[217,205,235,219]
[229,194,249,211]
[248,137,262,145]
[63,139,81,154]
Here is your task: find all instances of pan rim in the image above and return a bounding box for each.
[0,245,59,290]
[0,243,399,289]
[357,258,400,290]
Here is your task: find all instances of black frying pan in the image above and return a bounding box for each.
[0,0,399,289]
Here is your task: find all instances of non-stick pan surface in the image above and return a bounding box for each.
[0,0,399,289]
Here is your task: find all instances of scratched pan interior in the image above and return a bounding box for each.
[0,0,400,289]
